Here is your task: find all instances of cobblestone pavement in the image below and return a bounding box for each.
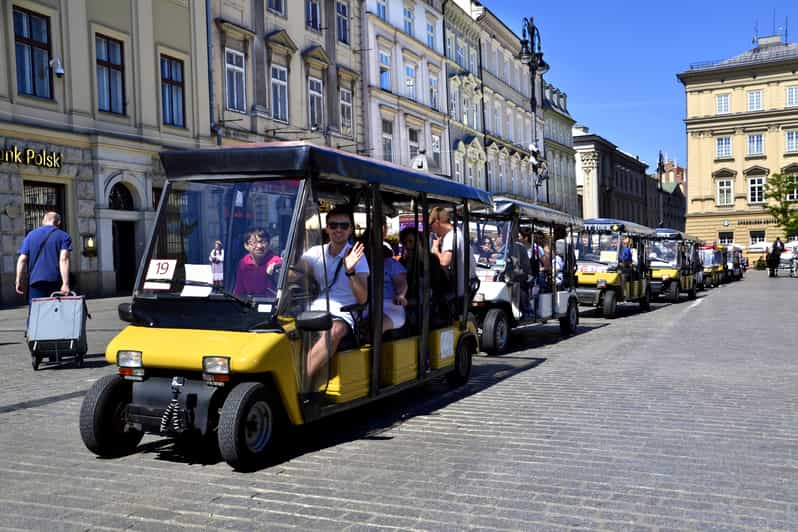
[0,272,796,530]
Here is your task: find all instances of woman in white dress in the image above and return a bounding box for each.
[209,240,224,286]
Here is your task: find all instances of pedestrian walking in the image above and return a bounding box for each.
[209,240,224,287]
[769,238,784,277]
[15,211,72,302]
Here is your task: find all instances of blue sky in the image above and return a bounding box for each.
[490,1,798,171]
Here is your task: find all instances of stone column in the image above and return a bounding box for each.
[580,151,599,219]
[133,0,159,136]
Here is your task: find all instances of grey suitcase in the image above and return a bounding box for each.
[27,292,89,370]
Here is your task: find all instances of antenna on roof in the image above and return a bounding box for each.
[786,17,789,43]
[753,20,758,45]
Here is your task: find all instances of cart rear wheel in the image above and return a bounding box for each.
[481,308,509,354]
[31,354,40,371]
[639,287,651,311]
[446,339,473,387]
[80,375,143,457]
[218,382,280,470]
[667,281,680,302]
[559,299,579,335]
[602,290,617,318]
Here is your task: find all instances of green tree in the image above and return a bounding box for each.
[765,172,798,237]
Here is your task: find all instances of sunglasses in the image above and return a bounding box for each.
[327,222,351,230]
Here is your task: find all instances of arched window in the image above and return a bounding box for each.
[109,182,135,210]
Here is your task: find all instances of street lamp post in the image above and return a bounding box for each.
[519,17,549,204]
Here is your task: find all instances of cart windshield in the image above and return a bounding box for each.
[470,219,511,269]
[138,178,301,308]
[700,249,719,266]
[575,231,619,264]
[649,239,678,267]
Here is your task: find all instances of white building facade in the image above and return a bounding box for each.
[543,82,578,215]
[362,0,449,174]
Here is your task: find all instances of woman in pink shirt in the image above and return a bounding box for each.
[233,229,283,297]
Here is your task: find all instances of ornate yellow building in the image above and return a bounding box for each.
[678,35,798,256]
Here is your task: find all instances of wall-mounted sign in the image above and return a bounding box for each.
[1,146,63,169]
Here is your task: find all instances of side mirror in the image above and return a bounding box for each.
[296,311,332,332]
[118,303,134,323]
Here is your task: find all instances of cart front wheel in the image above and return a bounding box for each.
[446,338,474,387]
[218,382,279,470]
[602,290,617,318]
[31,354,41,371]
[79,375,143,457]
[481,308,509,355]
[559,299,579,335]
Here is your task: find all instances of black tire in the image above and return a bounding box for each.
[688,284,697,300]
[602,290,617,318]
[639,287,651,311]
[31,354,40,371]
[481,308,510,354]
[667,281,680,302]
[79,374,143,457]
[559,299,579,335]
[446,339,473,387]
[218,382,279,471]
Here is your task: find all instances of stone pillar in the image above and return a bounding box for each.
[63,0,93,127]
[580,151,599,219]
[133,0,159,136]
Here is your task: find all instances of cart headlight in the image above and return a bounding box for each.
[473,293,485,303]
[117,350,142,368]
[203,356,230,374]
[662,274,670,280]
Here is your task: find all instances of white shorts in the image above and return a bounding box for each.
[310,298,357,330]
[382,300,406,329]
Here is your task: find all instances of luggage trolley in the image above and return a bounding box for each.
[27,292,90,370]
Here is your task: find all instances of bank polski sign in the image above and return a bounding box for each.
[1,146,63,168]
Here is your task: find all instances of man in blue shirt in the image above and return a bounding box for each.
[15,211,72,302]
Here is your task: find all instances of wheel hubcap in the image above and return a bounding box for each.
[496,318,507,348]
[244,401,272,453]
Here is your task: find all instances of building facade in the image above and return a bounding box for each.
[661,155,687,196]
[362,0,448,173]
[543,82,578,215]
[573,126,653,226]
[677,34,798,252]
[470,2,537,200]
[443,0,485,186]
[0,0,210,306]
[212,0,365,152]
[661,181,686,231]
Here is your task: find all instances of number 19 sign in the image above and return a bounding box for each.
[142,259,177,290]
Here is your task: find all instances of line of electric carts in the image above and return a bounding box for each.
[73,142,744,470]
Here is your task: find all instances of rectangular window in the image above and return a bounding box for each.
[336,2,349,44]
[715,94,729,114]
[268,0,284,15]
[747,133,763,155]
[449,88,458,119]
[24,181,65,234]
[717,179,733,206]
[160,55,185,127]
[750,230,766,245]
[339,88,352,136]
[494,105,501,135]
[431,133,441,169]
[747,90,762,112]
[466,164,474,186]
[308,77,323,128]
[379,51,391,91]
[96,34,125,114]
[225,49,246,112]
[426,22,435,49]
[307,0,321,31]
[429,74,439,109]
[469,50,477,73]
[381,119,393,162]
[454,159,462,182]
[403,6,413,35]
[718,232,734,245]
[13,7,52,99]
[716,136,732,158]
[408,128,420,159]
[455,42,464,67]
[462,96,470,127]
[788,86,798,107]
[405,64,416,100]
[787,130,798,153]
[748,176,765,204]
[787,175,798,201]
[270,65,288,122]
[377,0,387,20]
[446,35,453,59]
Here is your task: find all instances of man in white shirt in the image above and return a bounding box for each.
[429,206,476,300]
[297,206,369,379]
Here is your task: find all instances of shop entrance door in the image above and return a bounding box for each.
[112,221,136,293]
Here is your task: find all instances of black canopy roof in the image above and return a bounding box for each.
[160,142,491,204]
